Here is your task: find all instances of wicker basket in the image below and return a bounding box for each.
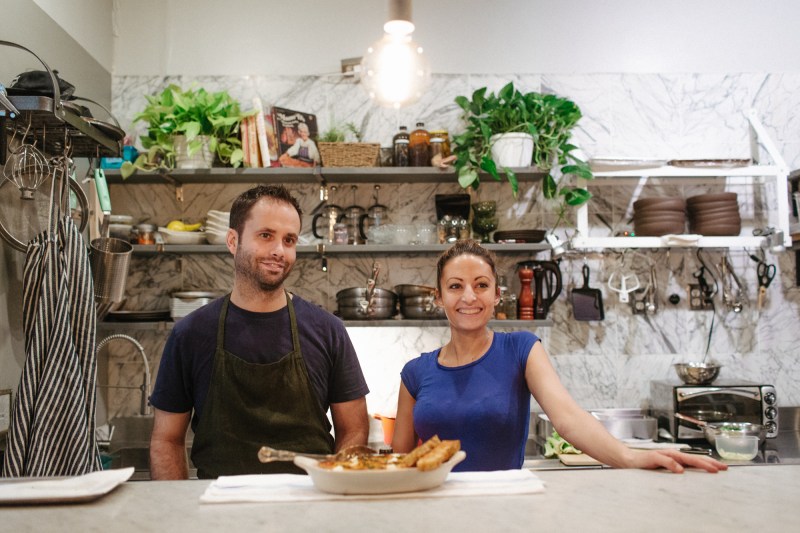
[318,142,380,167]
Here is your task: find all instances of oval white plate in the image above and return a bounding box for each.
[293,450,466,495]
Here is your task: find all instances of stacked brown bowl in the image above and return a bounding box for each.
[686,193,741,236]
[632,197,686,236]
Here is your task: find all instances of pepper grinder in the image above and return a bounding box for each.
[518,267,534,320]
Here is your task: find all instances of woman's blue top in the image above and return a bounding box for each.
[400,331,538,471]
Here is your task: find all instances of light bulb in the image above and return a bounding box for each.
[360,33,431,109]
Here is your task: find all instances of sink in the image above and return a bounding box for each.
[102,416,196,480]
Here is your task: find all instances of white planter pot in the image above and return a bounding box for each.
[174,135,214,169]
[490,132,534,168]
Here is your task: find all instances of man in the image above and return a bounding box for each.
[149,185,369,479]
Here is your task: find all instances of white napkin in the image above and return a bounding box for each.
[0,467,134,504]
[200,469,545,504]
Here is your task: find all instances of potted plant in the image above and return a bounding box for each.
[451,82,593,227]
[121,84,251,178]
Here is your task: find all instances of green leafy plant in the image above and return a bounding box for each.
[452,82,593,227]
[121,84,251,178]
[319,121,362,142]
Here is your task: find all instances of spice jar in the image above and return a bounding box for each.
[409,122,430,167]
[135,223,157,245]
[392,126,410,167]
[429,129,450,166]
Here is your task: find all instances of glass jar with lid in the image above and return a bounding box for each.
[429,129,450,166]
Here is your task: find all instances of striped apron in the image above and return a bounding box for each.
[2,174,100,477]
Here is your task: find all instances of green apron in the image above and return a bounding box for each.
[191,293,334,478]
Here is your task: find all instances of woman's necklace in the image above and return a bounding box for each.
[445,330,492,366]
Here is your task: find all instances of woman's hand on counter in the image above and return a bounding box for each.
[626,448,729,473]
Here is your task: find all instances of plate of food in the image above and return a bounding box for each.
[291,436,465,495]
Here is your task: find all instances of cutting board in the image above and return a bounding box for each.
[558,453,603,466]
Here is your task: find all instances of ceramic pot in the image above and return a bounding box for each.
[174,135,214,169]
[490,132,534,167]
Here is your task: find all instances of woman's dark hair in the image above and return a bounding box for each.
[229,184,303,235]
[435,239,499,291]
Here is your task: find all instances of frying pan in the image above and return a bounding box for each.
[572,265,604,321]
[674,413,766,447]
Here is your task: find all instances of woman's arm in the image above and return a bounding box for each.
[392,383,418,453]
[525,341,727,473]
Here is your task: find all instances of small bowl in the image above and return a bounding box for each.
[157,227,207,245]
[715,433,759,461]
[673,362,721,385]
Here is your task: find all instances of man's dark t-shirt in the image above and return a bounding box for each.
[149,295,369,432]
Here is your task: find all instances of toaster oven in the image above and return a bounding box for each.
[650,380,778,440]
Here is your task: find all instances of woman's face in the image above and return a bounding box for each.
[436,254,500,330]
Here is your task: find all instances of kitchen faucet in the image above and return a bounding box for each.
[96,334,151,416]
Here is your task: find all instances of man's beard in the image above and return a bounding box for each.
[234,247,292,293]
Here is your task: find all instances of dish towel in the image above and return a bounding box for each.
[0,467,133,504]
[200,470,545,504]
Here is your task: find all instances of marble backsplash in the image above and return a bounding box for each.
[98,72,800,422]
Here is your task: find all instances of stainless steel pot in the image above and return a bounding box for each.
[674,413,766,447]
[336,287,398,320]
[394,284,436,298]
[400,304,446,319]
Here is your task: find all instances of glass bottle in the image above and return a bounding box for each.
[495,277,508,319]
[429,129,450,165]
[409,122,431,167]
[505,291,518,320]
[392,126,410,167]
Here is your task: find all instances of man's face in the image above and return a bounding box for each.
[227,198,300,292]
[298,127,309,140]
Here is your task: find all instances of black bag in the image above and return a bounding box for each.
[7,69,76,99]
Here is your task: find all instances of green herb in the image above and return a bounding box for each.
[121,84,252,178]
[543,429,581,458]
[319,121,362,142]
[451,82,593,228]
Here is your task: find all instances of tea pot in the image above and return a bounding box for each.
[517,260,562,319]
[358,185,391,242]
[312,204,344,243]
[341,185,366,244]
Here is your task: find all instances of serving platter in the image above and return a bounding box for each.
[293,451,466,495]
[0,467,133,505]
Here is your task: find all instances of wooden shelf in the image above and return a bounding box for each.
[102,166,547,185]
[131,242,551,255]
[99,318,553,330]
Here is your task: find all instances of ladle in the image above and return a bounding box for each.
[257,445,376,463]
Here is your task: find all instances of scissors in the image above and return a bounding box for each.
[756,261,776,310]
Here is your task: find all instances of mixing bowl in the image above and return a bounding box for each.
[673,362,721,385]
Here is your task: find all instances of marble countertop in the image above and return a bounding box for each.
[3,465,798,532]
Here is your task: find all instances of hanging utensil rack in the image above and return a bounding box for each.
[0,40,121,159]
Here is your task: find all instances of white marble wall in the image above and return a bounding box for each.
[99,73,800,421]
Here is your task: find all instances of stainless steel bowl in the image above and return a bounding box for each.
[673,362,721,385]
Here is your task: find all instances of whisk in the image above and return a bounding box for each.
[2,120,50,200]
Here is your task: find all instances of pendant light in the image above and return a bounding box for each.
[360,0,431,109]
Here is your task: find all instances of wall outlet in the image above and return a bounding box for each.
[0,390,11,434]
[688,284,713,311]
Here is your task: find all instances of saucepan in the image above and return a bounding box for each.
[674,413,766,447]
[336,287,398,320]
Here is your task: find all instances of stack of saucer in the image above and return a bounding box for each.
[687,193,741,236]
[205,210,229,245]
[632,197,686,236]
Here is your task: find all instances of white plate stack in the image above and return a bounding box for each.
[170,291,223,319]
[206,210,229,245]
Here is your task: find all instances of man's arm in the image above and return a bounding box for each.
[330,397,369,451]
[149,408,192,480]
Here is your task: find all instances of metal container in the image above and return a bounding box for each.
[336,287,398,320]
[673,362,721,385]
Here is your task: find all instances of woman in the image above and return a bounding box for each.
[393,240,727,474]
